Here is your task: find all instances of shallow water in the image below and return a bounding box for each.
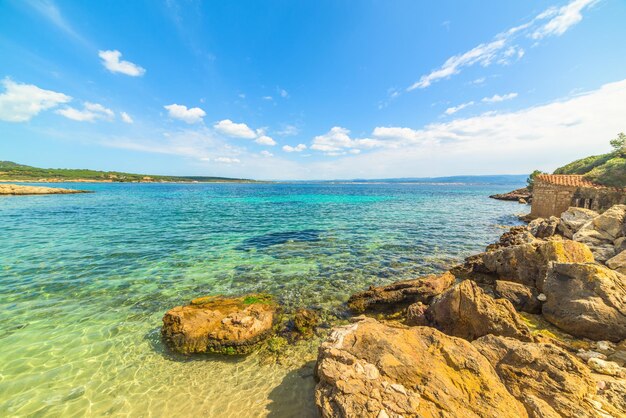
[0,182,526,417]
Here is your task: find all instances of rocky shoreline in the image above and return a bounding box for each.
[490,186,532,203]
[0,184,90,195]
[161,204,626,417]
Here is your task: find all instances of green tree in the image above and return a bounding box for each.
[610,132,626,154]
[526,170,544,191]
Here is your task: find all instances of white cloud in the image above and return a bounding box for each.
[165,104,205,124]
[25,0,88,45]
[255,135,277,146]
[310,127,385,154]
[98,50,146,77]
[215,157,240,164]
[276,124,299,136]
[120,111,133,124]
[56,102,114,122]
[263,96,273,101]
[444,101,475,115]
[532,0,598,39]
[283,144,307,152]
[279,89,289,98]
[214,119,256,138]
[260,150,273,157]
[482,92,518,103]
[408,0,597,91]
[0,78,71,122]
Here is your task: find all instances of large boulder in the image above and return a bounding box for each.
[473,335,605,418]
[315,317,528,418]
[426,280,532,341]
[347,272,455,313]
[161,294,277,354]
[542,263,626,342]
[482,240,594,291]
[528,216,559,239]
[486,226,537,252]
[573,205,626,262]
[606,250,626,275]
[559,207,599,239]
[494,280,542,314]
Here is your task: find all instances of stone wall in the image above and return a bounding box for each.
[531,181,626,218]
[530,181,577,218]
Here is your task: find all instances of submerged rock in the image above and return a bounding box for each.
[161,294,278,354]
[315,317,528,418]
[494,280,542,314]
[347,272,454,314]
[482,240,594,291]
[542,263,626,342]
[426,280,532,341]
[292,308,320,338]
[472,335,601,418]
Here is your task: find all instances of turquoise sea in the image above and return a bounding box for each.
[0,181,527,417]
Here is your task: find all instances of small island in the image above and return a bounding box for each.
[0,184,90,195]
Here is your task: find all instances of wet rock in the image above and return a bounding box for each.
[606,250,626,274]
[482,240,594,291]
[473,335,599,418]
[347,272,455,314]
[494,280,542,314]
[292,308,320,337]
[528,216,559,239]
[315,317,528,418]
[161,294,277,354]
[558,207,599,239]
[542,263,626,342]
[426,280,532,341]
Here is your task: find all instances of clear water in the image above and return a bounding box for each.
[0,182,527,417]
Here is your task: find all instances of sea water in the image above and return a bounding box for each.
[0,182,527,417]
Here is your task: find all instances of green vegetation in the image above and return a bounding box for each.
[553,133,626,188]
[0,161,253,183]
[242,294,274,305]
[265,336,288,353]
[526,170,545,191]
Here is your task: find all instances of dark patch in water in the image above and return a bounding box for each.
[237,229,323,251]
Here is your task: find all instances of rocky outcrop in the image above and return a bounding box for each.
[315,317,528,418]
[161,294,278,354]
[425,280,532,341]
[482,240,594,291]
[528,216,559,239]
[559,207,599,239]
[494,280,542,314]
[489,187,532,202]
[606,250,626,274]
[347,272,455,313]
[573,205,626,262]
[542,263,626,342]
[0,184,89,195]
[473,335,609,418]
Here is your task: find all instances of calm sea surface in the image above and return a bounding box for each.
[0,182,527,417]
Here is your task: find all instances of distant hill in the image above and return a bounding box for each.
[334,174,528,185]
[554,152,626,188]
[0,161,252,183]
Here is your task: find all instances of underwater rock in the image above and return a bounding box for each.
[347,271,454,314]
[292,308,320,338]
[315,317,528,418]
[542,263,626,342]
[161,293,277,354]
[426,280,532,341]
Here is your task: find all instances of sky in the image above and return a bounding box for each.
[1,0,625,180]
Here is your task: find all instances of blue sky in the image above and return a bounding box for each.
[1,0,625,180]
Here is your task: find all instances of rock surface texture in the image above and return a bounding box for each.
[542,263,626,342]
[473,335,618,418]
[0,184,88,195]
[482,240,594,290]
[315,317,529,418]
[161,294,277,354]
[426,280,532,341]
[494,280,542,314]
[559,207,599,239]
[573,205,626,262]
[347,272,455,313]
